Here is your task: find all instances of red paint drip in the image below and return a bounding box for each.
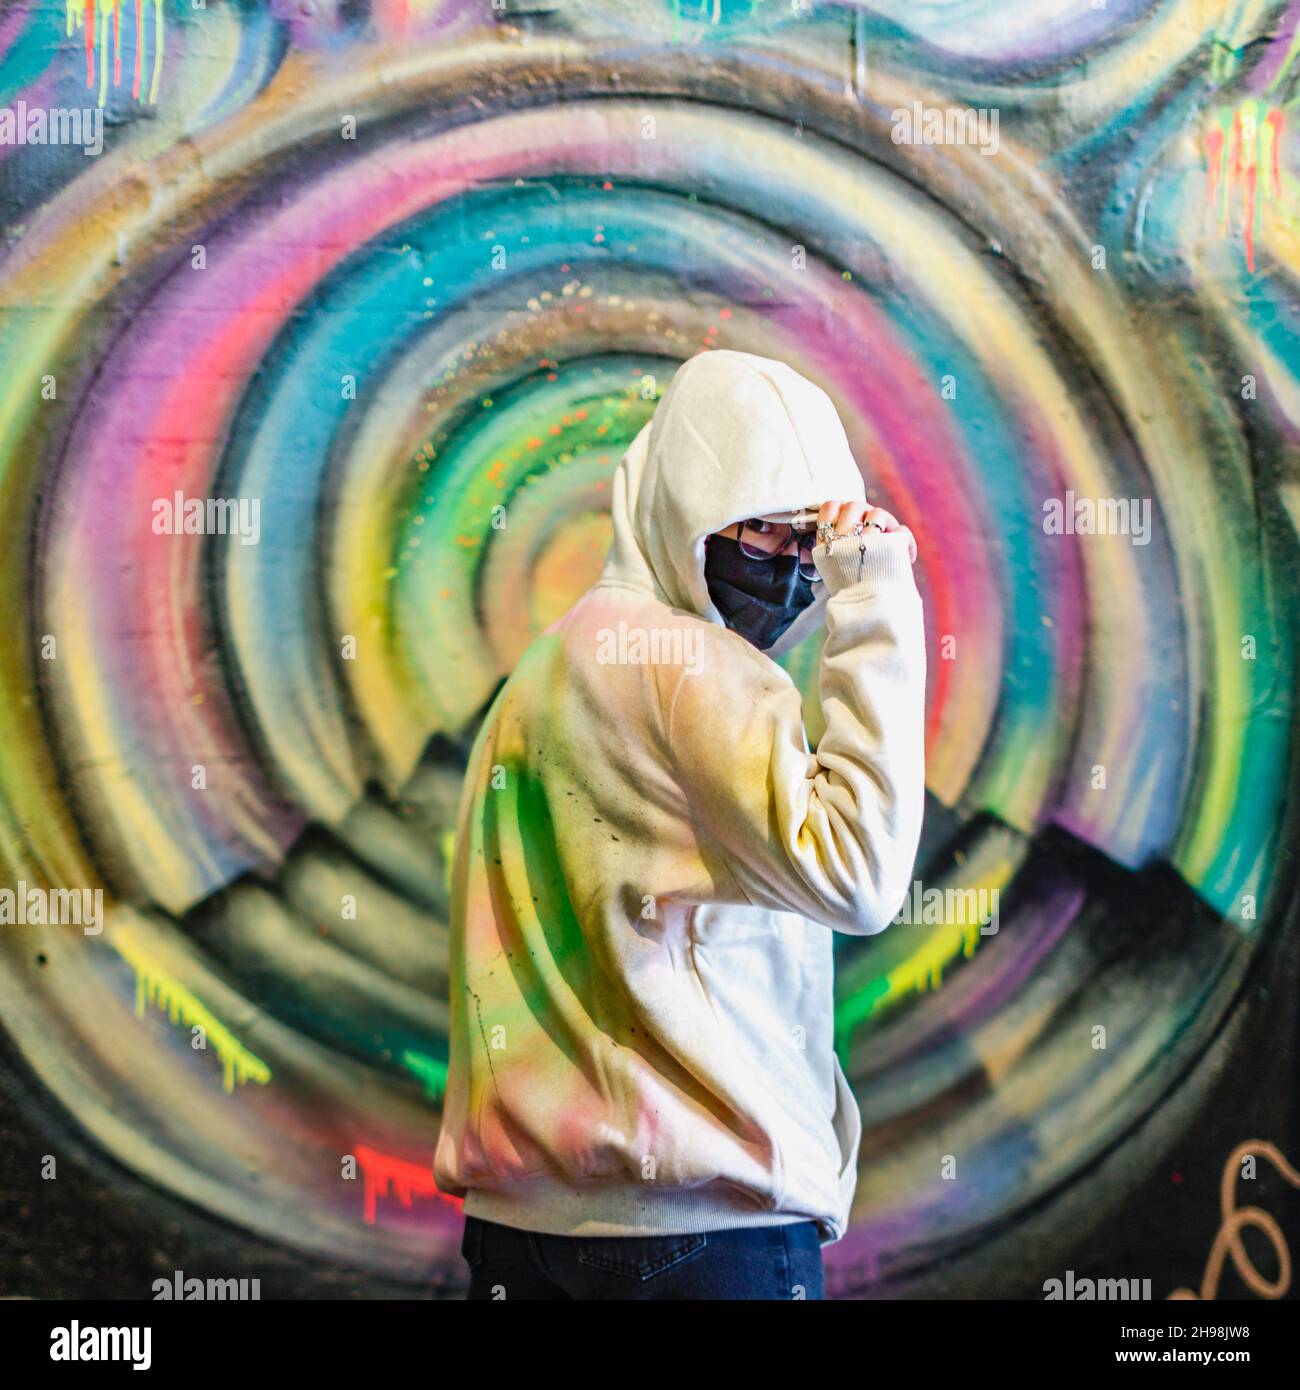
[1211,104,1287,272]
[355,1143,461,1225]
[85,0,96,87]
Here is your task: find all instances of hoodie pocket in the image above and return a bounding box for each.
[685,904,789,1212]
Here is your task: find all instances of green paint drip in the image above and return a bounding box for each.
[401,1049,449,1102]
[833,978,890,1065]
[97,3,109,109]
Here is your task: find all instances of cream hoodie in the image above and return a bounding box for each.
[433,350,927,1243]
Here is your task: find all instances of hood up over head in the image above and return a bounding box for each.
[600,349,867,659]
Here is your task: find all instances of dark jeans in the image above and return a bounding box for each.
[461,1215,825,1300]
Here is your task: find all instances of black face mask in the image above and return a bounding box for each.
[704,534,817,651]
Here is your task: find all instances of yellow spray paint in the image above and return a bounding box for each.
[115,932,272,1093]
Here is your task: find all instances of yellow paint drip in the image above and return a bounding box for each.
[66,0,166,107]
[440,830,456,894]
[115,932,271,1094]
[885,861,1013,1004]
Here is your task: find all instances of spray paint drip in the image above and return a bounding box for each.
[66,0,166,107]
[1204,100,1286,273]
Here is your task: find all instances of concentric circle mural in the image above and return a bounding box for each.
[0,0,1297,1293]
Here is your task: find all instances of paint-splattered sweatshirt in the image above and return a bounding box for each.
[433,350,927,1244]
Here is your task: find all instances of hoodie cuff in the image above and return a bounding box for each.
[813,532,917,595]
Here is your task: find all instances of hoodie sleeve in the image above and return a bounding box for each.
[662,530,927,935]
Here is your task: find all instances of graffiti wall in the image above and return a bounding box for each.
[0,0,1298,1297]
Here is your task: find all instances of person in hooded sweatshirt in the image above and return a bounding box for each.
[434,349,927,1300]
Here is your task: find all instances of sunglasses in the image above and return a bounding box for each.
[734,511,823,581]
